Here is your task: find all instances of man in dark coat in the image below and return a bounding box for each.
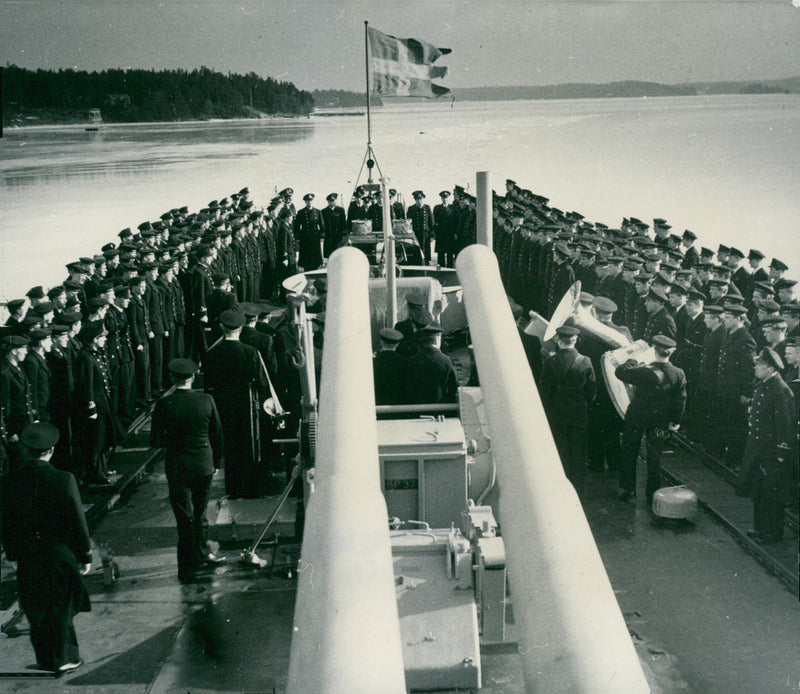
[321,193,348,259]
[373,328,407,406]
[405,325,458,404]
[151,359,225,583]
[294,193,326,271]
[672,290,707,440]
[407,190,435,265]
[73,322,117,484]
[717,303,757,469]
[188,245,215,360]
[206,274,240,346]
[578,296,631,474]
[642,286,677,344]
[204,309,269,499]
[2,422,92,675]
[545,242,575,319]
[736,349,795,543]
[1,335,37,449]
[23,328,52,422]
[47,325,76,471]
[127,275,152,406]
[394,291,436,359]
[616,335,687,504]
[540,325,596,498]
[433,190,455,268]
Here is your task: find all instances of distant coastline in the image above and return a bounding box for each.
[4,62,798,128]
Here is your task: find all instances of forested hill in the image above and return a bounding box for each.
[2,65,315,125]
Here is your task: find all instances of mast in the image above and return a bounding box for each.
[364,20,373,148]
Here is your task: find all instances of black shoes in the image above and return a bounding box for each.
[200,552,226,565]
[617,489,637,501]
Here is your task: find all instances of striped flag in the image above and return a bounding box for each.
[367,27,451,98]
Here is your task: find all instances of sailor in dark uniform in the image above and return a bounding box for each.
[151,359,225,583]
[405,325,458,404]
[2,336,37,467]
[394,291,435,359]
[407,191,435,265]
[545,242,575,319]
[127,275,152,406]
[373,328,407,406]
[206,273,240,346]
[680,230,699,269]
[433,190,455,268]
[736,349,795,544]
[389,188,405,220]
[74,321,117,485]
[642,286,677,344]
[540,325,596,498]
[2,422,92,675]
[717,303,756,470]
[203,309,269,499]
[188,245,215,361]
[321,193,348,259]
[294,193,326,271]
[616,335,687,504]
[23,327,53,423]
[579,297,631,474]
[47,325,75,472]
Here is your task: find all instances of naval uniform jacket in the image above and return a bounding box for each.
[405,345,458,404]
[151,388,223,477]
[716,326,756,401]
[23,350,51,422]
[407,203,434,248]
[1,362,37,438]
[642,306,677,344]
[189,264,214,323]
[2,459,92,634]
[540,348,596,430]
[294,207,326,270]
[615,360,686,429]
[127,293,151,349]
[373,349,408,406]
[321,205,347,258]
[546,260,576,319]
[737,372,795,500]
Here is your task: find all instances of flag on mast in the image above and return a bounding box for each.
[367,26,451,98]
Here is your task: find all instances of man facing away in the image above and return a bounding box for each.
[616,334,687,505]
[203,309,268,499]
[2,422,92,675]
[373,328,407,406]
[151,358,225,583]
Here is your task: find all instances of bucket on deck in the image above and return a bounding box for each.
[652,485,698,520]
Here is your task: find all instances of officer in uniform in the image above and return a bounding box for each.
[204,309,268,499]
[294,193,326,270]
[321,193,348,259]
[545,242,575,319]
[616,335,687,504]
[127,275,152,406]
[540,325,596,498]
[642,286,677,343]
[717,303,756,470]
[47,325,75,472]
[373,328,407,406]
[2,335,37,470]
[433,190,455,268]
[405,325,458,404]
[2,422,92,675]
[407,191,435,265]
[151,359,225,583]
[23,327,53,423]
[736,348,795,544]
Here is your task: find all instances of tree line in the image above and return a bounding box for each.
[2,65,316,124]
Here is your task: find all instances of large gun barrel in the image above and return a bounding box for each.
[287,247,406,694]
[457,244,649,693]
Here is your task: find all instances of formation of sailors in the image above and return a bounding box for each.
[3,177,796,538]
[1,186,302,486]
[493,178,798,542]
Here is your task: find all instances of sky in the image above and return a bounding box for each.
[1,1,800,93]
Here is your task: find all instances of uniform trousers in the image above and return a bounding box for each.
[550,421,587,499]
[134,343,151,404]
[619,416,668,503]
[149,335,163,392]
[166,470,213,581]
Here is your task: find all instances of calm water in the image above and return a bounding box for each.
[1,94,798,299]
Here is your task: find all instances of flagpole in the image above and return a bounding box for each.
[364,20,372,147]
